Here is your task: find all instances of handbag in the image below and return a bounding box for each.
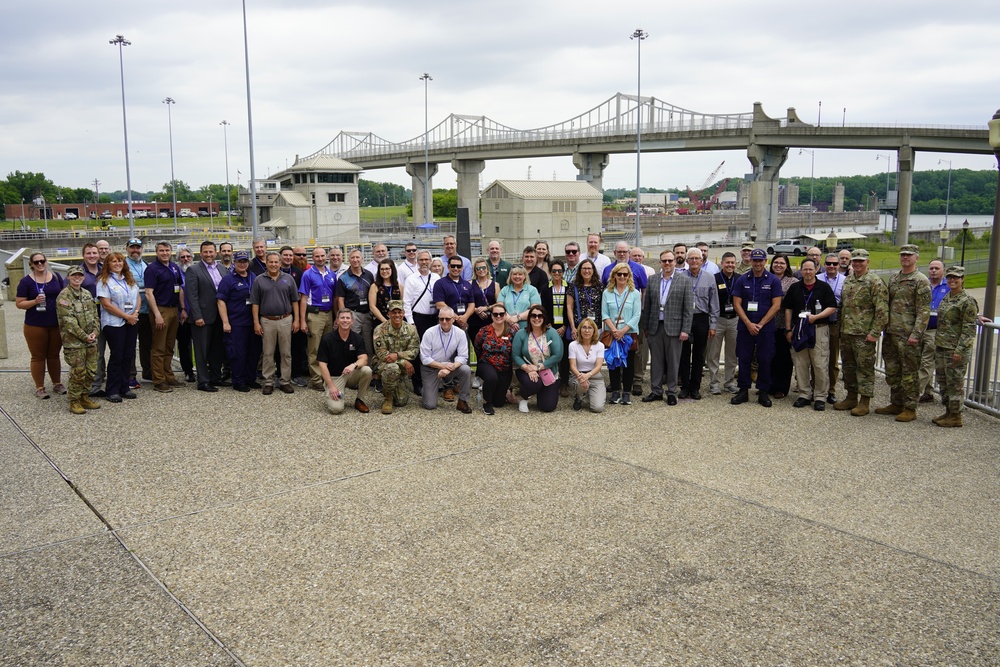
[538,368,557,386]
[600,288,637,351]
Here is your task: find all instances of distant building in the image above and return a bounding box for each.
[3,201,219,222]
[778,183,800,209]
[240,155,362,242]
[481,180,603,254]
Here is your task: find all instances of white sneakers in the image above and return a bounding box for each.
[518,399,529,413]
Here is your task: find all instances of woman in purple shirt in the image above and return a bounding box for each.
[15,252,66,398]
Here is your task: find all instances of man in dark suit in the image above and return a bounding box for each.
[639,250,693,405]
[185,241,227,392]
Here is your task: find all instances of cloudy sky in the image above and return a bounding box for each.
[3,0,999,199]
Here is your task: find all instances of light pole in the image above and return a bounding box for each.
[799,148,815,233]
[630,28,647,246]
[961,219,969,266]
[876,153,893,233]
[818,100,822,127]
[163,97,178,233]
[110,34,135,237]
[242,0,259,238]
[937,158,952,231]
[939,225,949,261]
[220,120,232,228]
[420,73,432,227]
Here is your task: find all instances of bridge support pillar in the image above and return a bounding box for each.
[895,146,914,245]
[452,159,485,230]
[406,162,439,224]
[573,153,610,192]
[747,144,788,243]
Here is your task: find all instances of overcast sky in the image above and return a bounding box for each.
[3,0,999,200]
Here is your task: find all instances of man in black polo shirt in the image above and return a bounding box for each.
[521,246,548,291]
[317,309,372,414]
[334,248,376,360]
[143,241,186,392]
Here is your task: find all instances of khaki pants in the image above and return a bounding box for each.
[261,315,292,387]
[791,325,830,400]
[325,366,372,414]
[306,310,334,388]
[707,315,738,390]
[149,306,178,386]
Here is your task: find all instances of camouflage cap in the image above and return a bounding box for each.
[945,265,965,278]
[741,242,755,250]
[850,248,870,260]
[387,299,404,312]
[67,265,85,276]
[898,244,919,255]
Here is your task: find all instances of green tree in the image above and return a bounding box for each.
[5,170,56,202]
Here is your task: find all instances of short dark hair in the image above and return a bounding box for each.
[200,241,216,251]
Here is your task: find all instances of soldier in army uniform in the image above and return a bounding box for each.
[372,300,420,414]
[735,242,754,275]
[56,266,103,414]
[876,244,931,422]
[834,248,888,416]
[932,266,978,427]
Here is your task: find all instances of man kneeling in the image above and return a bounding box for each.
[317,308,372,414]
[419,307,472,413]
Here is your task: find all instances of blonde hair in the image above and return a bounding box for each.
[576,317,600,345]
[605,262,635,292]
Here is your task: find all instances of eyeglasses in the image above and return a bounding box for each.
[660,259,674,264]
[32,259,47,265]
[438,317,453,322]
[491,312,506,318]
[825,262,838,266]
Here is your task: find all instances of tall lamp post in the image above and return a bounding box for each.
[242,0,258,238]
[220,120,232,228]
[961,219,969,266]
[938,158,952,232]
[799,149,815,233]
[630,28,647,246]
[110,35,135,237]
[163,97,178,233]
[419,73,432,227]
[876,153,892,234]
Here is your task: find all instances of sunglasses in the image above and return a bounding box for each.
[294,253,307,257]
[565,249,579,255]
[660,259,674,264]
[529,313,544,319]
[475,266,488,271]
[438,317,453,322]
[32,259,47,265]
[615,272,629,277]
[405,248,417,252]
[449,264,463,269]
[551,269,563,274]
[825,262,838,266]
[491,312,506,318]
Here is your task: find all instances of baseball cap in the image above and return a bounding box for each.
[749,249,767,261]
[850,248,870,260]
[127,237,143,247]
[899,244,919,255]
[387,300,404,312]
[67,265,85,276]
[234,250,250,261]
[945,265,965,278]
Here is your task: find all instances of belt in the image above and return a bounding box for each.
[261,313,291,321]
[306,306,330,314]
[351,308,371,315]
[718,314,737,319]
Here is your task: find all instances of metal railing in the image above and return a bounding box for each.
[967,321,1000,417]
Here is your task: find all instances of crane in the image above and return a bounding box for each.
[680,161,727,214]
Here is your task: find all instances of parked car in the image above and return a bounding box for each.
[63,212,77,220]
[766,239,810,256]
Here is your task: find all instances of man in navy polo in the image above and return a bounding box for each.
[299,246,338,390]
[143,241,186,392]
[731,248,784,407]
[432,256,475,332]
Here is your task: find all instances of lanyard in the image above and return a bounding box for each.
[659,276,671,304]
[512,288,523,309]
[530,331,548,359]
[438,327,454,354]
[110,274,129,293]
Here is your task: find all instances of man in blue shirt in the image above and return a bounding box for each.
[299,247,338,390]
[216,251,261,392]
[731,248,784,407]
[125,238,150,388]
[917,259,951,403]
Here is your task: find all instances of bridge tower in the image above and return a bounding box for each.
[896,146,914,245]
[452,159,486,230]
[573,152,610,192]
[747,103,787,242]
[406,162,438,223]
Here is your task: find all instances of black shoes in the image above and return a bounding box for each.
[793,397,811,408]
[678,389,691,399]
[233,384,250,393]
[690,389,702,400]
[758,392,772,407]
[198,384,219,393]
[106,394,122,403]
[641,393,661,403]
[185,373,197,383]
[573,396,583,411]
[731,389,749,405]
[122,391,137,400]
[666,394,678,406]
[483,404,495,415]
[814,400,826,411]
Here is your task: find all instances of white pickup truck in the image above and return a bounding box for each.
[766,239,811,256]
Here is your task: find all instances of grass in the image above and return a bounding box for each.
[2,216,240,233]
[962,272,1000,289]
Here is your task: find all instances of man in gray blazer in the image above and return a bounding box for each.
[640,250,693,405]
[185,241,227,391]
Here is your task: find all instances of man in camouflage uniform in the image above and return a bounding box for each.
[735,242,754,275]
[834,249,888,416]
[876,244,931,422]
[372,300,420,414]
[56,266,102,414]
[933,266,979,427]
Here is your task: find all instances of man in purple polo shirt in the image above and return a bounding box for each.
[144,241,186,392]
[299,246,338,390]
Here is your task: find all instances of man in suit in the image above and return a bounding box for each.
[185,240,227,392]
[639,250,693,405]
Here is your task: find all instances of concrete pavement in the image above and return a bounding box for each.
[1,303,997,665]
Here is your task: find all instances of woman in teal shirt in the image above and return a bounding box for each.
[499,266,541,327]
[512,304,564,413]
[601,263,641,405]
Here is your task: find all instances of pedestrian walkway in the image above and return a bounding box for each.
[1,304,997,665]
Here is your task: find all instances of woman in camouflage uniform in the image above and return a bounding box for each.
[932,266,978,428]
[56,266,102,414]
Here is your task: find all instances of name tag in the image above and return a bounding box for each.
[246,298,252,306]
[359,297,368,306]
[799,311,809,319]
[724,304,735,315]
[456,303,466,315]
[930,310,937,318]
[123,301,134,311]
[174,285,181,293]
[321,295,330,304]
[747,301,759,312]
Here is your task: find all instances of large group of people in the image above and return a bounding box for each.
[14,233,983,428]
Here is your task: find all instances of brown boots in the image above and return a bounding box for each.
[875,403,904,416]
[932,410,964,427]
[70,396,102,414]
[833,392,858,411]
[79,396,102,410]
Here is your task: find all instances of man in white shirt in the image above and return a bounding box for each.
[364,243,390,277]
[585,232,612,276]
[329,246,348,279]
[419,307,472,413]
[403,250,440,396]
[396,242,420,284]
